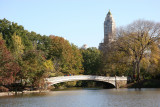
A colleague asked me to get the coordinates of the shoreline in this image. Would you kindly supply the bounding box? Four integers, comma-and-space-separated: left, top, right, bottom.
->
1, 79, 160, 97
0, 90, 50, 97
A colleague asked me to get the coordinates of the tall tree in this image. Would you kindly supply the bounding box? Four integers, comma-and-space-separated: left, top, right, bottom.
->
0, 35, 20, 86
102, 42, 130, 76
110, 20, 160, 81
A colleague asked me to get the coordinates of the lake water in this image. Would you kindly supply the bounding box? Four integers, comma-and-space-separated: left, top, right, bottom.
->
0, 88, 160, 107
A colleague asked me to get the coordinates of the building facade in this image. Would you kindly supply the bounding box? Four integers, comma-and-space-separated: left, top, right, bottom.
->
99, 10, 116, 51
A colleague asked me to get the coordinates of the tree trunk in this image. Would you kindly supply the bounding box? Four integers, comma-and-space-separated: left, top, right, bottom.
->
136, 61, 141, 88
137, 62, 140, 81
132, 61, 136, 81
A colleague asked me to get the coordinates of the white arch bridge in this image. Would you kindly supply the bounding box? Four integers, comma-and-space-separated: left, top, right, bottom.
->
45, 75, 127, 88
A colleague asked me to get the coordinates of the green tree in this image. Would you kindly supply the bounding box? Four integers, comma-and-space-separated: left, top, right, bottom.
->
0, 18, 12, 49
20, 50, 47, 88
71, 44, 84, 74
0, 18, 33, 51
81, 47, 102, 75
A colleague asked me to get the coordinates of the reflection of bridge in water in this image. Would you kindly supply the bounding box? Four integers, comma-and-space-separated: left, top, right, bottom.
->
45, 75, 127, 88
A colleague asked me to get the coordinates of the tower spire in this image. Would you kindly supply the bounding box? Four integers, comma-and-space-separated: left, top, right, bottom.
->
107, 10, 111, 15
99, 10, 116, 51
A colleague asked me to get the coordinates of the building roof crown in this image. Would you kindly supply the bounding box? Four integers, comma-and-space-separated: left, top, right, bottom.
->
105, 10, 114, 21
107, 10, 112, 15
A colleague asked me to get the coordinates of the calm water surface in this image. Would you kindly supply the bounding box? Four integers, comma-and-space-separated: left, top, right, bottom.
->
0, 88, 160, 107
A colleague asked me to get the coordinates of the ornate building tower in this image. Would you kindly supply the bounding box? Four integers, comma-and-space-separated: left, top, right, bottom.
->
99, 10, 116, 51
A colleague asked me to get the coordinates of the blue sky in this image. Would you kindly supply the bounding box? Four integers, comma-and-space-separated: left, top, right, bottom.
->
0, 0, 160, 48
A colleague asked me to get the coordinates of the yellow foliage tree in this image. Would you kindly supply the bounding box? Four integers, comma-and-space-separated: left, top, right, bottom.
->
12, 32, 24, 58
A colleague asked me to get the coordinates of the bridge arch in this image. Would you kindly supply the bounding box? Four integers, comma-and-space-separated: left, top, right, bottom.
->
45, 75, 127, 88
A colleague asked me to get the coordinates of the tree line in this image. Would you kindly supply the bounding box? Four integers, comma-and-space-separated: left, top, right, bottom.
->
0, 18, 160, 91
0, 18, 102, 91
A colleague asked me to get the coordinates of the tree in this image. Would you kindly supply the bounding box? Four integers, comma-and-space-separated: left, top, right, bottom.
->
71, 44, 84, 74
19, 50, 47, 89
113, 20, 160, 81
48, 35, 84, 75
12, 32, 24, 58
37, 35, 51, 56
102, 42, 131, 76
0, 18, 12, 49
81, 47, 102, 75
44, 59, 55, 77
0, 19, 33, 51
0, 35, 20, 86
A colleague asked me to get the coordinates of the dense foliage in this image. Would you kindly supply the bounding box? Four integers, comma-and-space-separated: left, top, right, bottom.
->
0, 18, 160, 91
48, 36, 84, 76
0, 19, 85, 91
81, 47, 102, 75
0, 35, 20, 89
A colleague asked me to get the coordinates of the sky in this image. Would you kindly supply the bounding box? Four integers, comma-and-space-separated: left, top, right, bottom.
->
0, 0, 160, 48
